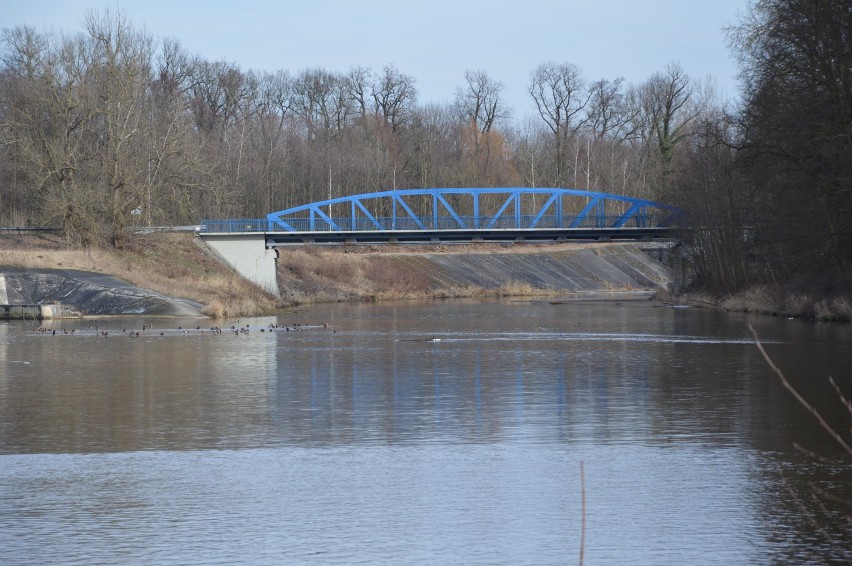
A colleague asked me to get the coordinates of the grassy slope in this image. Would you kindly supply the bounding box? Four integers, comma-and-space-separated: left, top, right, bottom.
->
277, 242, 672, 303
6, 232, 846, 321
3, 234, 659, 317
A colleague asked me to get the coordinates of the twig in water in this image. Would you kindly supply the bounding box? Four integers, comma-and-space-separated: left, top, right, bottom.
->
828, 377, 852, 438
579, 459, 586, 566
748, 324, 852, 455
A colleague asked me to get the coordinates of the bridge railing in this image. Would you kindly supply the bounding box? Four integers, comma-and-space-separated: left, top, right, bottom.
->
200, 218, 268, 233
198, 213, 675, 233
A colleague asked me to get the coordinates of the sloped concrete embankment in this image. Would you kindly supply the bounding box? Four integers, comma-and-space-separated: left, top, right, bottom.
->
381, 243, 672, 295
0, 269, 204, 317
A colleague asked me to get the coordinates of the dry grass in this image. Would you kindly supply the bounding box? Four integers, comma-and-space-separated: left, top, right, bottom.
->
784, 293, 815, 317
813, 297, 852, 322
279, 248, 442, 302
720, 285, 779, 314
362, 257, 425, 292
703, 284, 852, 322
496, 281, 539, 296
277, 247, 567, 303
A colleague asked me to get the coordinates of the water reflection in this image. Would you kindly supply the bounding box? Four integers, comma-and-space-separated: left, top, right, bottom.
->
0, 301, 850, 564
1, 303, 849, 456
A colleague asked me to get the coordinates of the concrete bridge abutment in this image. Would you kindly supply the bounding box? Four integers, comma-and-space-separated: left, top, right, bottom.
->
196, 233, 279, 296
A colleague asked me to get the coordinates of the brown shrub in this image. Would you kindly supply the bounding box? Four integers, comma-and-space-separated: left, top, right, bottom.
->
720, 285, 779, 314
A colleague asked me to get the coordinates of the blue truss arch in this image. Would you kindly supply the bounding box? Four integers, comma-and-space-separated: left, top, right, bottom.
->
264, 187, 683, 233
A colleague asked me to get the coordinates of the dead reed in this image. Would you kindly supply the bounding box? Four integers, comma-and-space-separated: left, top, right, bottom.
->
698, 285, 852, 322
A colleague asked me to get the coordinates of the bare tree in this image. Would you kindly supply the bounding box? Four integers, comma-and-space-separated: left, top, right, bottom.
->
729, 0, 852, 274
83, 9, 160, 247
647, 63, 699, 164
586, 77, 629, 142
5, 10, 751, 256
672, 108, 754, 293
371, 64, 416, 132
452, 70, 513, 186
508, 117, 548, 188
0, 24, 100, 243
345, 65, 371, 120
251, 70, 292, 211
291, 68, 352, 139
454, 69, 509, 134
626, 62, 701, 194
187, 60, 251, 136
142, 38, 208, 226
528, 62, 592, 185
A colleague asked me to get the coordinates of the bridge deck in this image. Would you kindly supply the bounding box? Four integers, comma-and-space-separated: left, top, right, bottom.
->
262, 227, 675, 245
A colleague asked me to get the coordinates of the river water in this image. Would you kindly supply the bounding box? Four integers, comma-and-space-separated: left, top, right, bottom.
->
1, 299, 850, 565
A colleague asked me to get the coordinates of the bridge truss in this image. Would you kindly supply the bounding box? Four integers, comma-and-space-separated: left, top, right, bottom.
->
201, 188, 683, 244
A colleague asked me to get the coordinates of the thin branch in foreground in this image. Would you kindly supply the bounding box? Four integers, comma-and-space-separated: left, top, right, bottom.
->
810, 484, 852, 511
748, 324, 852, 455
828, 376, 852, 438
793, 441, 837, 466
780, 475, 833, 542
579, 459, 586, 566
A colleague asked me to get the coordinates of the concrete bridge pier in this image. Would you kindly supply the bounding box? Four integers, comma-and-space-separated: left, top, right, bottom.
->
197, 233, 279, 296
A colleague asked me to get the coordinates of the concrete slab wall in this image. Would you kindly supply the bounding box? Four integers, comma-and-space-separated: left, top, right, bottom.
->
380, 244, 673, 293
0, 304, 64, 319
197, 234, 279, 295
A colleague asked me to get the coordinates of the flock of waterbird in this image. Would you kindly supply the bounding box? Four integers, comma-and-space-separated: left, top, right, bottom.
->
34, 320, 333, 337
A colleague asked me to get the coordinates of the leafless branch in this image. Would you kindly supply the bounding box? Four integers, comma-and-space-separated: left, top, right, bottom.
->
579, 459, 586, 566
749, 324, 852, 455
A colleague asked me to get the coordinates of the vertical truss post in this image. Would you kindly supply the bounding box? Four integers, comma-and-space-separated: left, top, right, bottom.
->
474, 192, 480, 229
433, 193, 438, 229
596, 199, 606, 227
556, 192, 563, 227
514, 190, 521, 228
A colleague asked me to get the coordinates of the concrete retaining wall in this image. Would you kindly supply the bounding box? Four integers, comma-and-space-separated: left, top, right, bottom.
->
0, 303, 66, 320
366, 243, 674, 293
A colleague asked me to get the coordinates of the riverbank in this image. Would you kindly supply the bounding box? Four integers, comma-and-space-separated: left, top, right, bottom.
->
666, 282, 852, 323
3, 231, 849, 322
1, 232, 674, 318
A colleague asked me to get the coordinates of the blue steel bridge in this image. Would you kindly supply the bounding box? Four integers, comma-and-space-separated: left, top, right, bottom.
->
200, 187, 684, 245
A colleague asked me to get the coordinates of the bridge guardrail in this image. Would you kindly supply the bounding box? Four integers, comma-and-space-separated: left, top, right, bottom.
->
198, 213, 678, 234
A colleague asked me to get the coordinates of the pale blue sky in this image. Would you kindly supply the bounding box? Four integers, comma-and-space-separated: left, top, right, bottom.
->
4, 0, 746, 118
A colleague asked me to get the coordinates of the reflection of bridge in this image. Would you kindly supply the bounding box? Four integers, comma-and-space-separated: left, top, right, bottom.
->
197, 188, 684, 294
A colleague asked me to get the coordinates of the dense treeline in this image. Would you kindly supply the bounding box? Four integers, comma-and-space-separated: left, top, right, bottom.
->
1, 1, 849, 299
729, 0, 852, 288
0, 10, 708, 246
